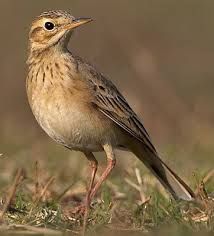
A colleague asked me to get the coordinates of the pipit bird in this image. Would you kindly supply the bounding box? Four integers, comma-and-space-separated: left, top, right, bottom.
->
26, 10, 195, 208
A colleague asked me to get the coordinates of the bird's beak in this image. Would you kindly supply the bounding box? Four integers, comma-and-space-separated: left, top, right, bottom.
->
64, 18, 93, 30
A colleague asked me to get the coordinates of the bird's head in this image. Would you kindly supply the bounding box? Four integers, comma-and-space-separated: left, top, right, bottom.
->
28, 10, 92, 53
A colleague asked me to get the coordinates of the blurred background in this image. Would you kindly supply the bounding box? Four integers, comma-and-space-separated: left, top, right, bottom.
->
1, 0, 214, 187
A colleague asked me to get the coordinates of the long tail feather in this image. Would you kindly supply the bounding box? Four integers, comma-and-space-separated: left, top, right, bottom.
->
129, 140, 195, 201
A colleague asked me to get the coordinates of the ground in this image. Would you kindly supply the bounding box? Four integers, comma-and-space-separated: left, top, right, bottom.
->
0, 138, 214, 236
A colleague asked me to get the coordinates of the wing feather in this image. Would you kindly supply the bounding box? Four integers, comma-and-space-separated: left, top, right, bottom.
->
76, 57, 157, 153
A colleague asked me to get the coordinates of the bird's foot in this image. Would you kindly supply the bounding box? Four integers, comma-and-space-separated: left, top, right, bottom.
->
71, 204, 87, 216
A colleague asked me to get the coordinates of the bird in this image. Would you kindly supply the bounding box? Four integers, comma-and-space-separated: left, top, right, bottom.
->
26, 10, 195, 211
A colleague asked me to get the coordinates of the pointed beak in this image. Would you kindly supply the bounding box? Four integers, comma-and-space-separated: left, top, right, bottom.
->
64, 18, 93, 30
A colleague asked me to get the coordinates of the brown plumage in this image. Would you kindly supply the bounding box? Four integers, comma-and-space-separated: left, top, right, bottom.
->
26, 10, 195, 209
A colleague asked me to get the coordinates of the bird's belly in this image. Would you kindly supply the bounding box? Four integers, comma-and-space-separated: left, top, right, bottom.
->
30, 92, 119, 152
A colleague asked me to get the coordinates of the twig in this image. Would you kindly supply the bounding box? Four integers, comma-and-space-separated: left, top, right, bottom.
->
124, 178, 140, 192
34, 161, 40, 200
159, 203, 170, 216
35, 176, 55, 204
203, 169, 214, 184
106, 224, 147, 232
28, 176, 55, 217
135, 168, 146, 203
0, 168, 24, 222
1, 224, 62, 235
55, 183, 74, 202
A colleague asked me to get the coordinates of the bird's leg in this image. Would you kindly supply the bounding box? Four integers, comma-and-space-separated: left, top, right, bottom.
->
71, 152, 97, 216
89, 144, 116, 200
84, 152, 98, 207
83, 152, 98, 234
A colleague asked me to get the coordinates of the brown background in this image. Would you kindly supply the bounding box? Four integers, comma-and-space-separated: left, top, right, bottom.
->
1, 0, 214, 177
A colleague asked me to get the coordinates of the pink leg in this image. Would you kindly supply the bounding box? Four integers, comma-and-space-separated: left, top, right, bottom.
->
82, 152, 98, 233
81, 145, 115, 234
89, 159, 116, 199
71, 152, 97, 215
89, 144, 116, 200
84, 152, 98, 205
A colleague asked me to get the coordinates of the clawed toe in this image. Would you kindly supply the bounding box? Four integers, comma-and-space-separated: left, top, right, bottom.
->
71, 204, 87, 215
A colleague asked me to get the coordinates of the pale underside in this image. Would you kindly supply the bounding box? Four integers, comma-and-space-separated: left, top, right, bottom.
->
27, 50, 156, 154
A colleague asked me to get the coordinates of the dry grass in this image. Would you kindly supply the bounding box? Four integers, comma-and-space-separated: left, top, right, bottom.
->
0, 154, 213, 236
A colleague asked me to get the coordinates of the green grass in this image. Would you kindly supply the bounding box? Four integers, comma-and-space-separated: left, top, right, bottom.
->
0, 156, 213, 236
0, 138, 213, 235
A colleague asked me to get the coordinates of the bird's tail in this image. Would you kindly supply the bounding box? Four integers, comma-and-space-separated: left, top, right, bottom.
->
128, 140, 195, 201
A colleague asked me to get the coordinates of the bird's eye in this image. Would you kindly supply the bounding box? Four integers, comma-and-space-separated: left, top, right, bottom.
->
44, 22, 55, 31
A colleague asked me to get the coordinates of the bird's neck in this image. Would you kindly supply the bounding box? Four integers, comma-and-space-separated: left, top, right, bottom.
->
27, 43, 72, 67
27, 32, 73, 66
